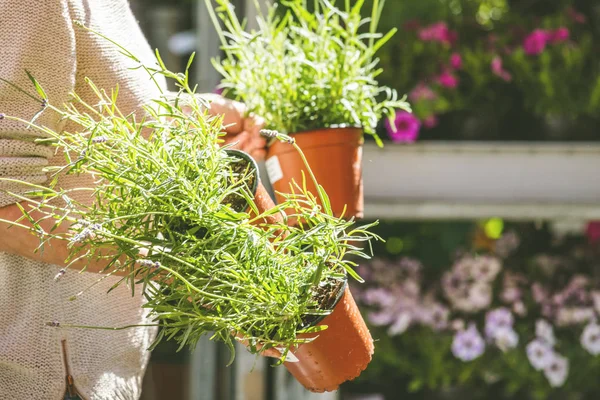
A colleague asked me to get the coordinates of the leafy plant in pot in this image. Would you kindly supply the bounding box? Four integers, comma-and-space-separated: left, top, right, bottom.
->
205, 0, 410, 219
0, 27, 379, 393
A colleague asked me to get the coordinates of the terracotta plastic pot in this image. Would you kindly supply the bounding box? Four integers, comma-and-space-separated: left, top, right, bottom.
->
283, 285, 374, 392
265, 127, 364, 220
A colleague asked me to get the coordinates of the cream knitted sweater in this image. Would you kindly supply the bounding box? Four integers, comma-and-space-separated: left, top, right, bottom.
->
0, 1, 168, 399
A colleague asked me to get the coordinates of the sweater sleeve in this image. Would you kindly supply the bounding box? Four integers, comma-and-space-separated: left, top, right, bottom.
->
0, 0, 77, 207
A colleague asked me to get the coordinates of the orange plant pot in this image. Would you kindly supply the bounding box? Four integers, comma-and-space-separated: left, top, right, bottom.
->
266, 127, 364, 220
283, 286, 374, 392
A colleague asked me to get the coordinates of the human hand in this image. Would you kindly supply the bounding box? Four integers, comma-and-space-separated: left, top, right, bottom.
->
202, 94, 267, 161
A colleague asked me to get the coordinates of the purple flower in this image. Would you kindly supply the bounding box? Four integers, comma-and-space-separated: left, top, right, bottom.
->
535, 319, 556, 346
452, 324, 485, 361
367, 310, 395, 326
423, 115, 438, 129
485, 308, 514, 339
450, 53, 462, 69
526, 339, 554, 371
437, 71, 459, 89
549, 27, 570, 44
493, 327, 519, 352
523, 29, 550, 56
491, 56, 512, 82
385, 111, 421, 143
581, 322, 600, 356
363, 288, 395, 308
544, 354, 569, 388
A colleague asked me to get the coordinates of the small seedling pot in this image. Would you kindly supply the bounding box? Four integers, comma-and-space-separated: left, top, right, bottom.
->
265, 127, 364, 220
282, 283, 374, 392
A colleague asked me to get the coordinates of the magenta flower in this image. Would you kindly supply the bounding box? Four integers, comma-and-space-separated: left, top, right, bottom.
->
450, 53, 462, 69
491, 56, 512, 82
409, 82, 437, 102
418, 22, 456, 45
385, 111, 421, 143
423, 115, 438, 129
549, 27, 570, 44
437, 71, 459, 89
585, 221, 600, 243
523, 29, 550, 55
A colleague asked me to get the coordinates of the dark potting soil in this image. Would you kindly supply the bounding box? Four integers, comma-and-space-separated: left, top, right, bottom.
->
221, 156, 257, 213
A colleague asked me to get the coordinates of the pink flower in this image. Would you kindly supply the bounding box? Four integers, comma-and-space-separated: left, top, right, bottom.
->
450, 53, 462, 69
423, 115, 438, 129
385, 111, 421, 143
567, 7, 586, 24
586, 222, 600, 243
418, 22, 457, 45
523, 29, 550, 56
549, 27, 570, 44
437, 70, 459, 88
409, 82, 437, 102
491, 56, 512, 82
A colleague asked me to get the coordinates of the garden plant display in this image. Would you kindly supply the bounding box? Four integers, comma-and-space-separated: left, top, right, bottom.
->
347, 221, 600, 400
206, 0, 410, 219
376, 0, 600, 142
0, 25, 380, 392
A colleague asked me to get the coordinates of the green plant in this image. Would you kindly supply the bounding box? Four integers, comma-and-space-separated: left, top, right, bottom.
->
205, 0, 410, 145
0, 25, 379, 362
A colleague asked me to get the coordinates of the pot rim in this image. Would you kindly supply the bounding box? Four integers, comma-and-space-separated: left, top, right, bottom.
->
267, 125, 363, 146
224, 149, 260, 197
302, 277, 348, 329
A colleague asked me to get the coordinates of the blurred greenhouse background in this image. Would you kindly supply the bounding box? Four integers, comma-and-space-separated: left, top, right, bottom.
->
130, 1, 600, 399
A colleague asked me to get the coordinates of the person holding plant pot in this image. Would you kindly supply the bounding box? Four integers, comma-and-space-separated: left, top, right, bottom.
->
0, 1, 265, 399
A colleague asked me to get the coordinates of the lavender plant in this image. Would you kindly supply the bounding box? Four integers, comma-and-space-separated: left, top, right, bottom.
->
204, 0, 410, 146
0, 25, 379, 362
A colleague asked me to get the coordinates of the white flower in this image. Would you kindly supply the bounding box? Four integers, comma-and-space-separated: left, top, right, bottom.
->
543, 353, 569, 388
526, 339, 554, 371
535, 319, 556, 346
388, 313, 412, 336
471, 256, 502, 282
493, 327, 519, 352
468, 283, 493, 310
581, 322, 600, 356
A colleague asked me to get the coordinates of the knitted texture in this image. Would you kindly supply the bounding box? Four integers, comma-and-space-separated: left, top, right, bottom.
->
0, 0, 168, 398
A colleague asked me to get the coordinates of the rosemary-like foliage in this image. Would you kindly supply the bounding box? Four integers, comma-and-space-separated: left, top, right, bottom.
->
206, 0, 411, 145
0, 24, 379, 362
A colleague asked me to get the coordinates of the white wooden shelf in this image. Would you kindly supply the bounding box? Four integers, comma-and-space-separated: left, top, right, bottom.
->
362, 142, 600, 220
